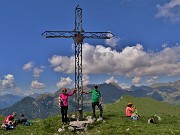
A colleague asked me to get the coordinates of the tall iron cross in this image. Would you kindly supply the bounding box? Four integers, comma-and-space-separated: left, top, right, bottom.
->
42, 5, 113, 119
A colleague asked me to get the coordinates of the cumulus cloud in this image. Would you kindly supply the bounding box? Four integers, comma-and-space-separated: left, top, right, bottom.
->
30, 80, 46, 89
56, 77, 73, 88
48, 56, 74, 73
105, 76, 118, 84
49, 43, 180, 78
147, 76, 158, 84
105, 33, 120, 47
23, 61, 34, 71
132, 77, 141, 85
162, 43, 168, 48
33, 66, 45, 78
118, 83, 130, 89
83, 75, 90, 86
23, 62, 45, 78
0, 74, 25, 95
105, 76, 130, 89
156, 0, 180, 22
0, 74, 15, 90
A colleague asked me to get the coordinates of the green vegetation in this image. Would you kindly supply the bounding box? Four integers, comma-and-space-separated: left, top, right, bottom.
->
0, 95, 180, 135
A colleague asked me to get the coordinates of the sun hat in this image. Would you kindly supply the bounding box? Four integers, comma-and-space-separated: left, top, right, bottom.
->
127, 103, 133, 106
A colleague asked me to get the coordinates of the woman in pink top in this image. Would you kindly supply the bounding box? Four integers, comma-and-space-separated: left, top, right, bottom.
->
58, 88, 76, 125
126, 103, 136, 117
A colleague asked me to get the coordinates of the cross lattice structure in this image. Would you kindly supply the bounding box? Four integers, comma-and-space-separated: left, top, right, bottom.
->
42, 5, 113, 120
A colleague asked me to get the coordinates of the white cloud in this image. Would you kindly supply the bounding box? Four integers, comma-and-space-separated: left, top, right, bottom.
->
33, 66, 45, 78
147, 79, 154, 84
48, 55, 74, 73
30, 80, 46, 89
147, 76, 158, 84
0, 74, 15, 90
132, 77, 141, 85
23, 61, 34, 71
56, 77, 73, 88
82, 75, 90, 86
23, 62, 45, 78
0, 74, 25, 95
105, 76, 118, 84
105, 33, 120, 47
162, 43, 168, 48
118, 83, 130, 89
9, 87, 24, 95
152, 76, 158, 80
105, 76, 130, 89
49, 43, 180, 78
156, 0, 180, 22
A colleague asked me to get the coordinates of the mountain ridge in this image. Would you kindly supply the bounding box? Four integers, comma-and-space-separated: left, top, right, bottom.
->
0, 95, 179, 135
0, 80, 179, 119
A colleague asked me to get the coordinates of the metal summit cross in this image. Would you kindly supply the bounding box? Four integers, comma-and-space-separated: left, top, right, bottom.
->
42, 5, 113, 120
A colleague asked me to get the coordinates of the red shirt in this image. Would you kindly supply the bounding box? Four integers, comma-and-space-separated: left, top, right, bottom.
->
126, 107, 134, 117
3, 115, 14, 124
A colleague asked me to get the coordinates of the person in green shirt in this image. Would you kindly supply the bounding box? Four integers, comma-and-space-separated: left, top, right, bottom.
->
81, 85, 103, 120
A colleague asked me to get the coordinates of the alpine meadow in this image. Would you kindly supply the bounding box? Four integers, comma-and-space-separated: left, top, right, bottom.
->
0, 95, 180, 135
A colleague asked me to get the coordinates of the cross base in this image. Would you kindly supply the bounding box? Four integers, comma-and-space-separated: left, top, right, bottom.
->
68, 115, 95, 131
76, 109, 83, 121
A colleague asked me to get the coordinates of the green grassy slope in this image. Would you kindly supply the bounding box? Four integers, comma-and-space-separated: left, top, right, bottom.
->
0, 95, 180, 135
96, 95, 180, 135
113, 95, 180, 117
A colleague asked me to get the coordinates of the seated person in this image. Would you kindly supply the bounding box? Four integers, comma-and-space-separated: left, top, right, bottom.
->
1, 112, 16, 129
126, 103, 139, 120
18, 114, 27, 125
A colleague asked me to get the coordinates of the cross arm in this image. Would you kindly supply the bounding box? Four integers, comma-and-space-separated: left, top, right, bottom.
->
41, 31, 113, 39
41, 31, 76, 38
83, 32, 113, 39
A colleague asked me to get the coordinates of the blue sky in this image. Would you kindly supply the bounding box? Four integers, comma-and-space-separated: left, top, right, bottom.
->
0, 0, 179, 95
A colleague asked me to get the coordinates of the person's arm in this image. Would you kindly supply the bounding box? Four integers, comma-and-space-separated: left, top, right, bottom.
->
130, 107, 136, 112
82, 91, 90, 94
99, 92, 102, 104
100, 96, 102, 102
132, 106, 136, 112
67, 89, 77, 96
80, 89, 91, 94
58, 96, 60, 103
58, 95, 64, 105
58, 96, 62, 103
